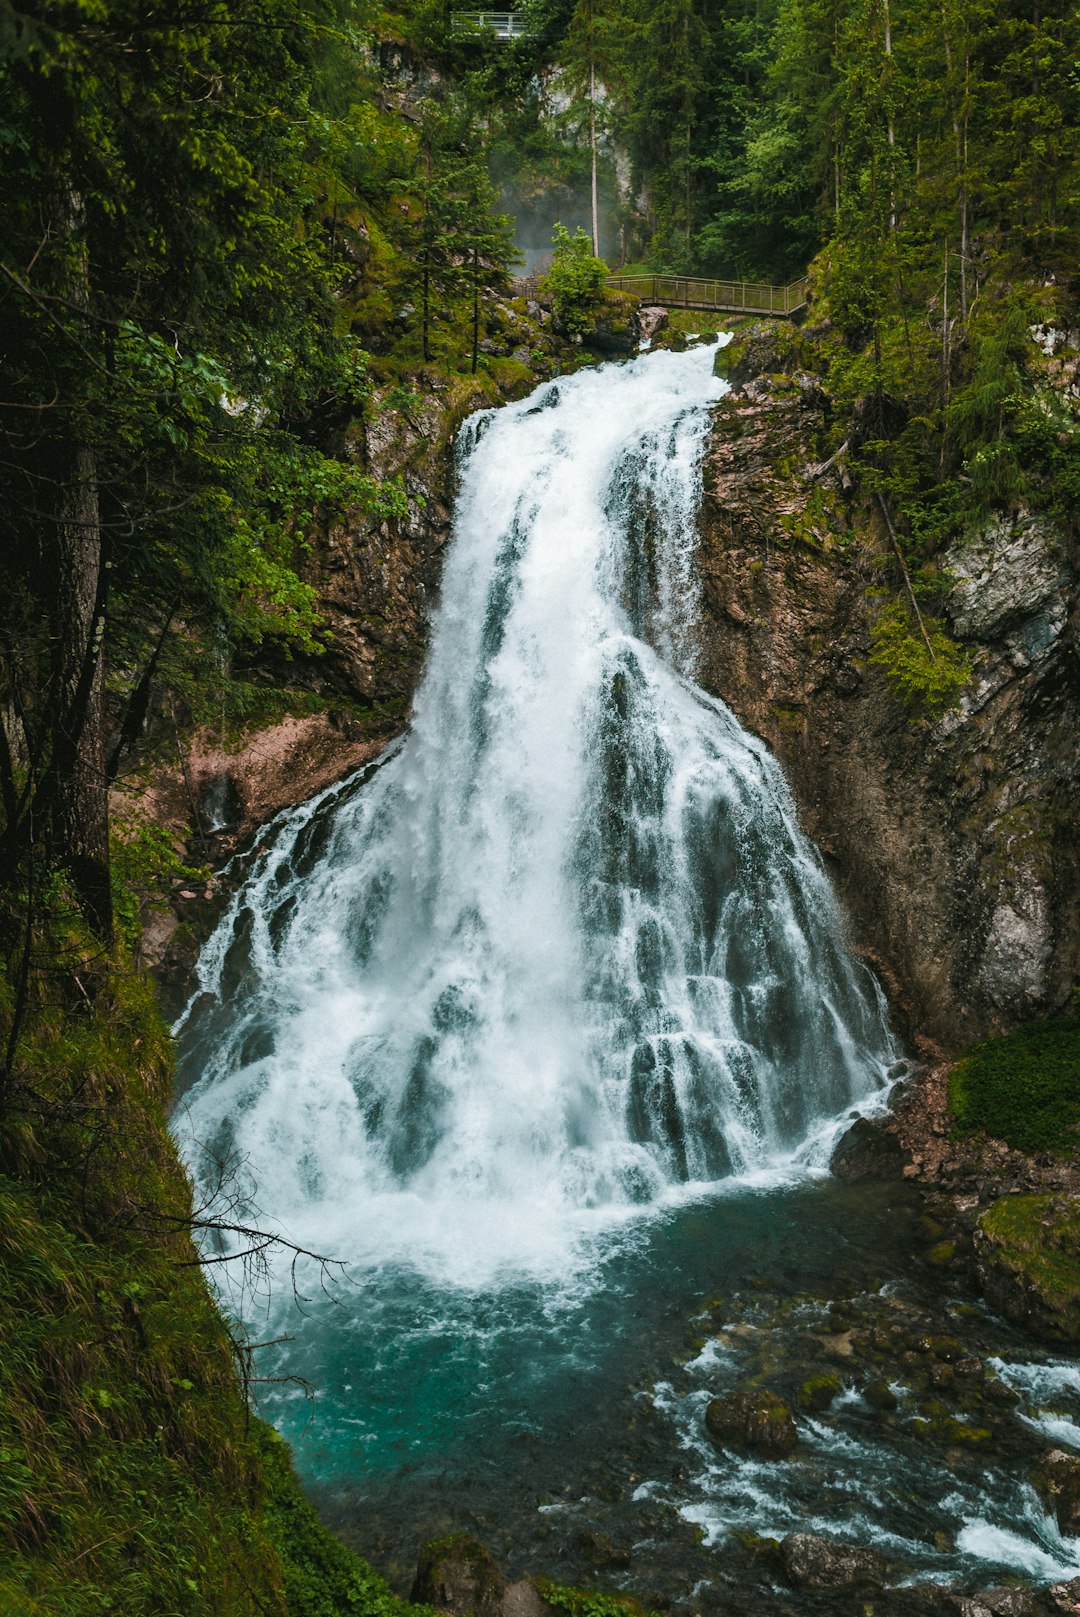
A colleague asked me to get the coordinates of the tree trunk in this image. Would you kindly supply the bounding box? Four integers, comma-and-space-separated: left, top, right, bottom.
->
33, 184, 113, 939
471, 248, 480, 375
48, 442, 113, 940
590, 56, 600, 257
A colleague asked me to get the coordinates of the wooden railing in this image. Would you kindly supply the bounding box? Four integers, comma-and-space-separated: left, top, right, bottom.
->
451, 11, 529, 39
607, 274, 809, 317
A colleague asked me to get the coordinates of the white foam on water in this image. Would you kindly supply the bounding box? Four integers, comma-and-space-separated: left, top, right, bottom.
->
988, 1358, 1080, 1451
174, 342, 896, 1295
956, 1518, 1080, 1579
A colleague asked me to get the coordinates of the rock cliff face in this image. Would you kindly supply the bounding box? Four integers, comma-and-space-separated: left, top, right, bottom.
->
696, 325, 1080, 1052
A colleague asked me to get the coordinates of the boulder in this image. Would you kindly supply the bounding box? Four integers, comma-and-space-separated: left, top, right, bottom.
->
864, 1376, 900, 1412
975, 1196, 1080, 1346
981, 1590, 1043, 1616
637, 305, 669, 343
799, 1371, 843, 1412
576, 1530, 631, 1570
411, 1533, 507, 1616
712, 319, 803, 388
779, 1532, 888, 1589
587, 291, 640, 356
705, 1388, 797, 1456
1032, 1449, 1080, 1537
830, 1116, 908, 1182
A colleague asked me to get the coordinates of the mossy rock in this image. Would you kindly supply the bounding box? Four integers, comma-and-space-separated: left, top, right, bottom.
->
705, 1387, 798, 1456
863, 1377, 899, 1412
713, 320, 805, 387
412, 1533, 507, 1616
975, 1194, 1080, 1345
949, 1020, 1080, 1154
799, 1371, 843, 1413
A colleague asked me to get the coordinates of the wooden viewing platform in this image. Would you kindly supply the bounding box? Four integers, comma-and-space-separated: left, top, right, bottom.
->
607, 273, 809, 318
451, 11, 529, 39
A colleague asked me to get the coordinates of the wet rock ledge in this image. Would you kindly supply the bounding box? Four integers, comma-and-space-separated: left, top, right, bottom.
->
698, 318, 1080, 1054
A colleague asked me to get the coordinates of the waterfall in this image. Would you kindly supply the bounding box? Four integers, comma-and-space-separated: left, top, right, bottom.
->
174, 344, 896, 1286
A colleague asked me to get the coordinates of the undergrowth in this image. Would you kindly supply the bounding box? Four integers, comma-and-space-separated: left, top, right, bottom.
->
535, 1584, 656, 1617
949, 1019, 1080, 1154
0, 890, 440, 1616
868, 600, 974, 715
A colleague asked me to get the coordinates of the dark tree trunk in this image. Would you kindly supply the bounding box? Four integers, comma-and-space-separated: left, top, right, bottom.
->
471, 248, 480, 375
47, 443, 113, 940
35, 184, 114, 940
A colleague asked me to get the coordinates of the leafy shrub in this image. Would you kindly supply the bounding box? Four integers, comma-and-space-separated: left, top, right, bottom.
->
949, 1020, 1080, 1154
540, 225, 608, 336
111, 823, 209, 947
536, 1584, 655, 1617
258, 1423, 440, 1617
868, 600, 973, 714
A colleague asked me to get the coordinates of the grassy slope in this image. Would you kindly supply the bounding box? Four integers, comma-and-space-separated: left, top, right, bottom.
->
0, 925, 437, 1617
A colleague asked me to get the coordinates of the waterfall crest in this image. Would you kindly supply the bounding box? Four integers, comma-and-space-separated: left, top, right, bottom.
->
175, 345, 895, 1283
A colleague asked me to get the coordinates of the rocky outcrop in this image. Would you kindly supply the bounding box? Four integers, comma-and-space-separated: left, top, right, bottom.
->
697, 321, 1080, 1050
1032, 1449, 1080, 1537
410, 1537, 575, 1617
412, 1533, 510, 1616
704, 1387, 798, 1455
974, 1194, 1080, 1344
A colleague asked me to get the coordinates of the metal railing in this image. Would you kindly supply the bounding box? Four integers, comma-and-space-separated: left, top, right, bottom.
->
607, 274, 809, 317
451, 11, 530, 39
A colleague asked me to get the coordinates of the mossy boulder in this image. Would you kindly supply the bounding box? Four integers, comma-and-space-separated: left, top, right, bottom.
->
975, 1195, 1080, 1345
799, 1371, 843, 1412
412, 1533, 507, 1617
587, 291, 641, 357
705, 1387, 798, 1456
712, 320, 805, 387
864, 1376, 900, 1412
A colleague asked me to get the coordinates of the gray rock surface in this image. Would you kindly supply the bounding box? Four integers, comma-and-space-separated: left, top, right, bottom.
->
779, 1531, 888, 1589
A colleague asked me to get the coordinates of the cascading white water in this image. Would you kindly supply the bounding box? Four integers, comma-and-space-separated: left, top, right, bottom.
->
174, 343, 896, 1285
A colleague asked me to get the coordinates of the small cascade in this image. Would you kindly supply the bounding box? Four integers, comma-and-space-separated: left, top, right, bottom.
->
174, 344, 896, 1284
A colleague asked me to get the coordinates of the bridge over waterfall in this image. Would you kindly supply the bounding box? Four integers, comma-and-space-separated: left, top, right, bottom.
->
608, 273, 809, 318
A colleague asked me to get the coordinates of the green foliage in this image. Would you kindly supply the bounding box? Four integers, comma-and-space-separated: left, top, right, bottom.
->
949, 1021, 1080, 1154
868, 600, 973, 714
535, 1584, 655, 1617
110, 825, 208, 950
540, 225, 609, 334
258, 1423, 440, 1617
0, 887, 450, 1616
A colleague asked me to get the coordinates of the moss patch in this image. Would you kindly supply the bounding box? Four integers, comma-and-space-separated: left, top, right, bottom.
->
949, 1020, 1080, 1153
977, 1195, 1080, 1318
